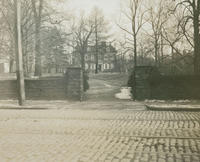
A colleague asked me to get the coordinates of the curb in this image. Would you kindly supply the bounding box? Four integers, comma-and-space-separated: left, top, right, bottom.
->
146, 105, 200, 111
0, 106, 53, 110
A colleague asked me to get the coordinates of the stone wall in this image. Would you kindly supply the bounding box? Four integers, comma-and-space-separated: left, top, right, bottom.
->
149, 75, 200, 100
132, 66, 159, 100
0, 67, 83, 100
0, 80, 18, 99
132, 66, 200, 100
25, 77, 67, 100
66, 67, 83, 101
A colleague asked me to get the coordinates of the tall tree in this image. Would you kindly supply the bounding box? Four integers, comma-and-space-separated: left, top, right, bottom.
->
42, 26, 68, 73
146, 0, 168, 67
73, 15, 94, 72
0, 0, 16, 73
118, 0, 147, 68
162, 12, 192, 74
172, 0, 200, 74
21, 0, 35, 76
90, 7, 110, 74
31, 0, 44, 76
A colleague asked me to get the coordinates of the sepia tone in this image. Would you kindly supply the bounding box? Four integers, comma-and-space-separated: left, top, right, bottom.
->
0, 0, 200, 161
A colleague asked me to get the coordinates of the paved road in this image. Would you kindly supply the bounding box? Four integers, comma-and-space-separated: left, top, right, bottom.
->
0, 107, 200, 162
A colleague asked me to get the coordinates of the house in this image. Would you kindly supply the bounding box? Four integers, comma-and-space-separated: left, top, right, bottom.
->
72, 41, 118, 73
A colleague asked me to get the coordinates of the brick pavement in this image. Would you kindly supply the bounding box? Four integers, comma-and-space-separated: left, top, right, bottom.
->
0, 107, 199, 161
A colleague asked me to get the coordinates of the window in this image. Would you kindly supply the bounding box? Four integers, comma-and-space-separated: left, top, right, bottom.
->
85, 64, 88, 69
105, 64, 108, 69
92, 64, 95, 70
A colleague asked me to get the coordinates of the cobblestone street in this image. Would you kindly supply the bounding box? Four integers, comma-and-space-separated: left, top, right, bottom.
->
0, 105, 200, 162
1, 0, 200, 160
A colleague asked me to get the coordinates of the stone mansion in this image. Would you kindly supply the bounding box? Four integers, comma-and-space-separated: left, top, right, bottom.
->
72, 41, 117, 73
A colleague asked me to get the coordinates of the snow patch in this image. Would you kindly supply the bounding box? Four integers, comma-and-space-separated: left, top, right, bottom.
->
115, 87, 132, 100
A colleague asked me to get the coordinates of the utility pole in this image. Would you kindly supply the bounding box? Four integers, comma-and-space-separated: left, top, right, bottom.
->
14, 0, 25, 106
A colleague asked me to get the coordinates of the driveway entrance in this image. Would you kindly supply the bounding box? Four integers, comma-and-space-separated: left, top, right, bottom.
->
85, 73, 130, 101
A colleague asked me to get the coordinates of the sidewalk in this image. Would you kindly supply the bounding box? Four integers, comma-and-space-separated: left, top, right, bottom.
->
1, 100, 200, 111
0, 100, 145, 110
145, 100, 200, 111
0, 100, 73, 110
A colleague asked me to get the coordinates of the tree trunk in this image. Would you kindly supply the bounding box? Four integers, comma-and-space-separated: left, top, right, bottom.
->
34, 23, 42, 76
23, 26, 29, 77
133, 33, 137, 100
81, 52, 85, 72
160, 32, 164, 65
134, 34, 137, 68
171, 46, 175, 74
193, 8, 200, 75
31, 0, 43, 77
155, 39, 158, 67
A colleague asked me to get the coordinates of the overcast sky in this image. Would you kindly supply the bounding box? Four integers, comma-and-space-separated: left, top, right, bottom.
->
67, 0, 121, 19
53, 0, 156, 44
57, 0, 122, 42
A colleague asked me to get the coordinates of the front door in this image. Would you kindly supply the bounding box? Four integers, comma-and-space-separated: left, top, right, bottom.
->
98, 64, 102, 72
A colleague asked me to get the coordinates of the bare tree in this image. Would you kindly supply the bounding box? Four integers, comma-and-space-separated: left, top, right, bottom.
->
0, 0, 16, 73
0, 0, 42, 76
162, 17, 192, 73
172, 0, 200, 74
118, 0, 147, 67
73, 15, 94, 72
90, 7, 110, 74
146, 0, 168, 67
116, 40, 131, 73
41, 26, 69, 73
31, 0, 44, 76
21, 0, 36, 76
0, 0, 70, 77
156, 0, 195, 74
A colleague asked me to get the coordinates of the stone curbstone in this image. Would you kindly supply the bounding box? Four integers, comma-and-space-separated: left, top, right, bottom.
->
146, 104, 200, 111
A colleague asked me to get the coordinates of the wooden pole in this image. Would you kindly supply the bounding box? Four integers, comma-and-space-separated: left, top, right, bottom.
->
14, 0, 25, 106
